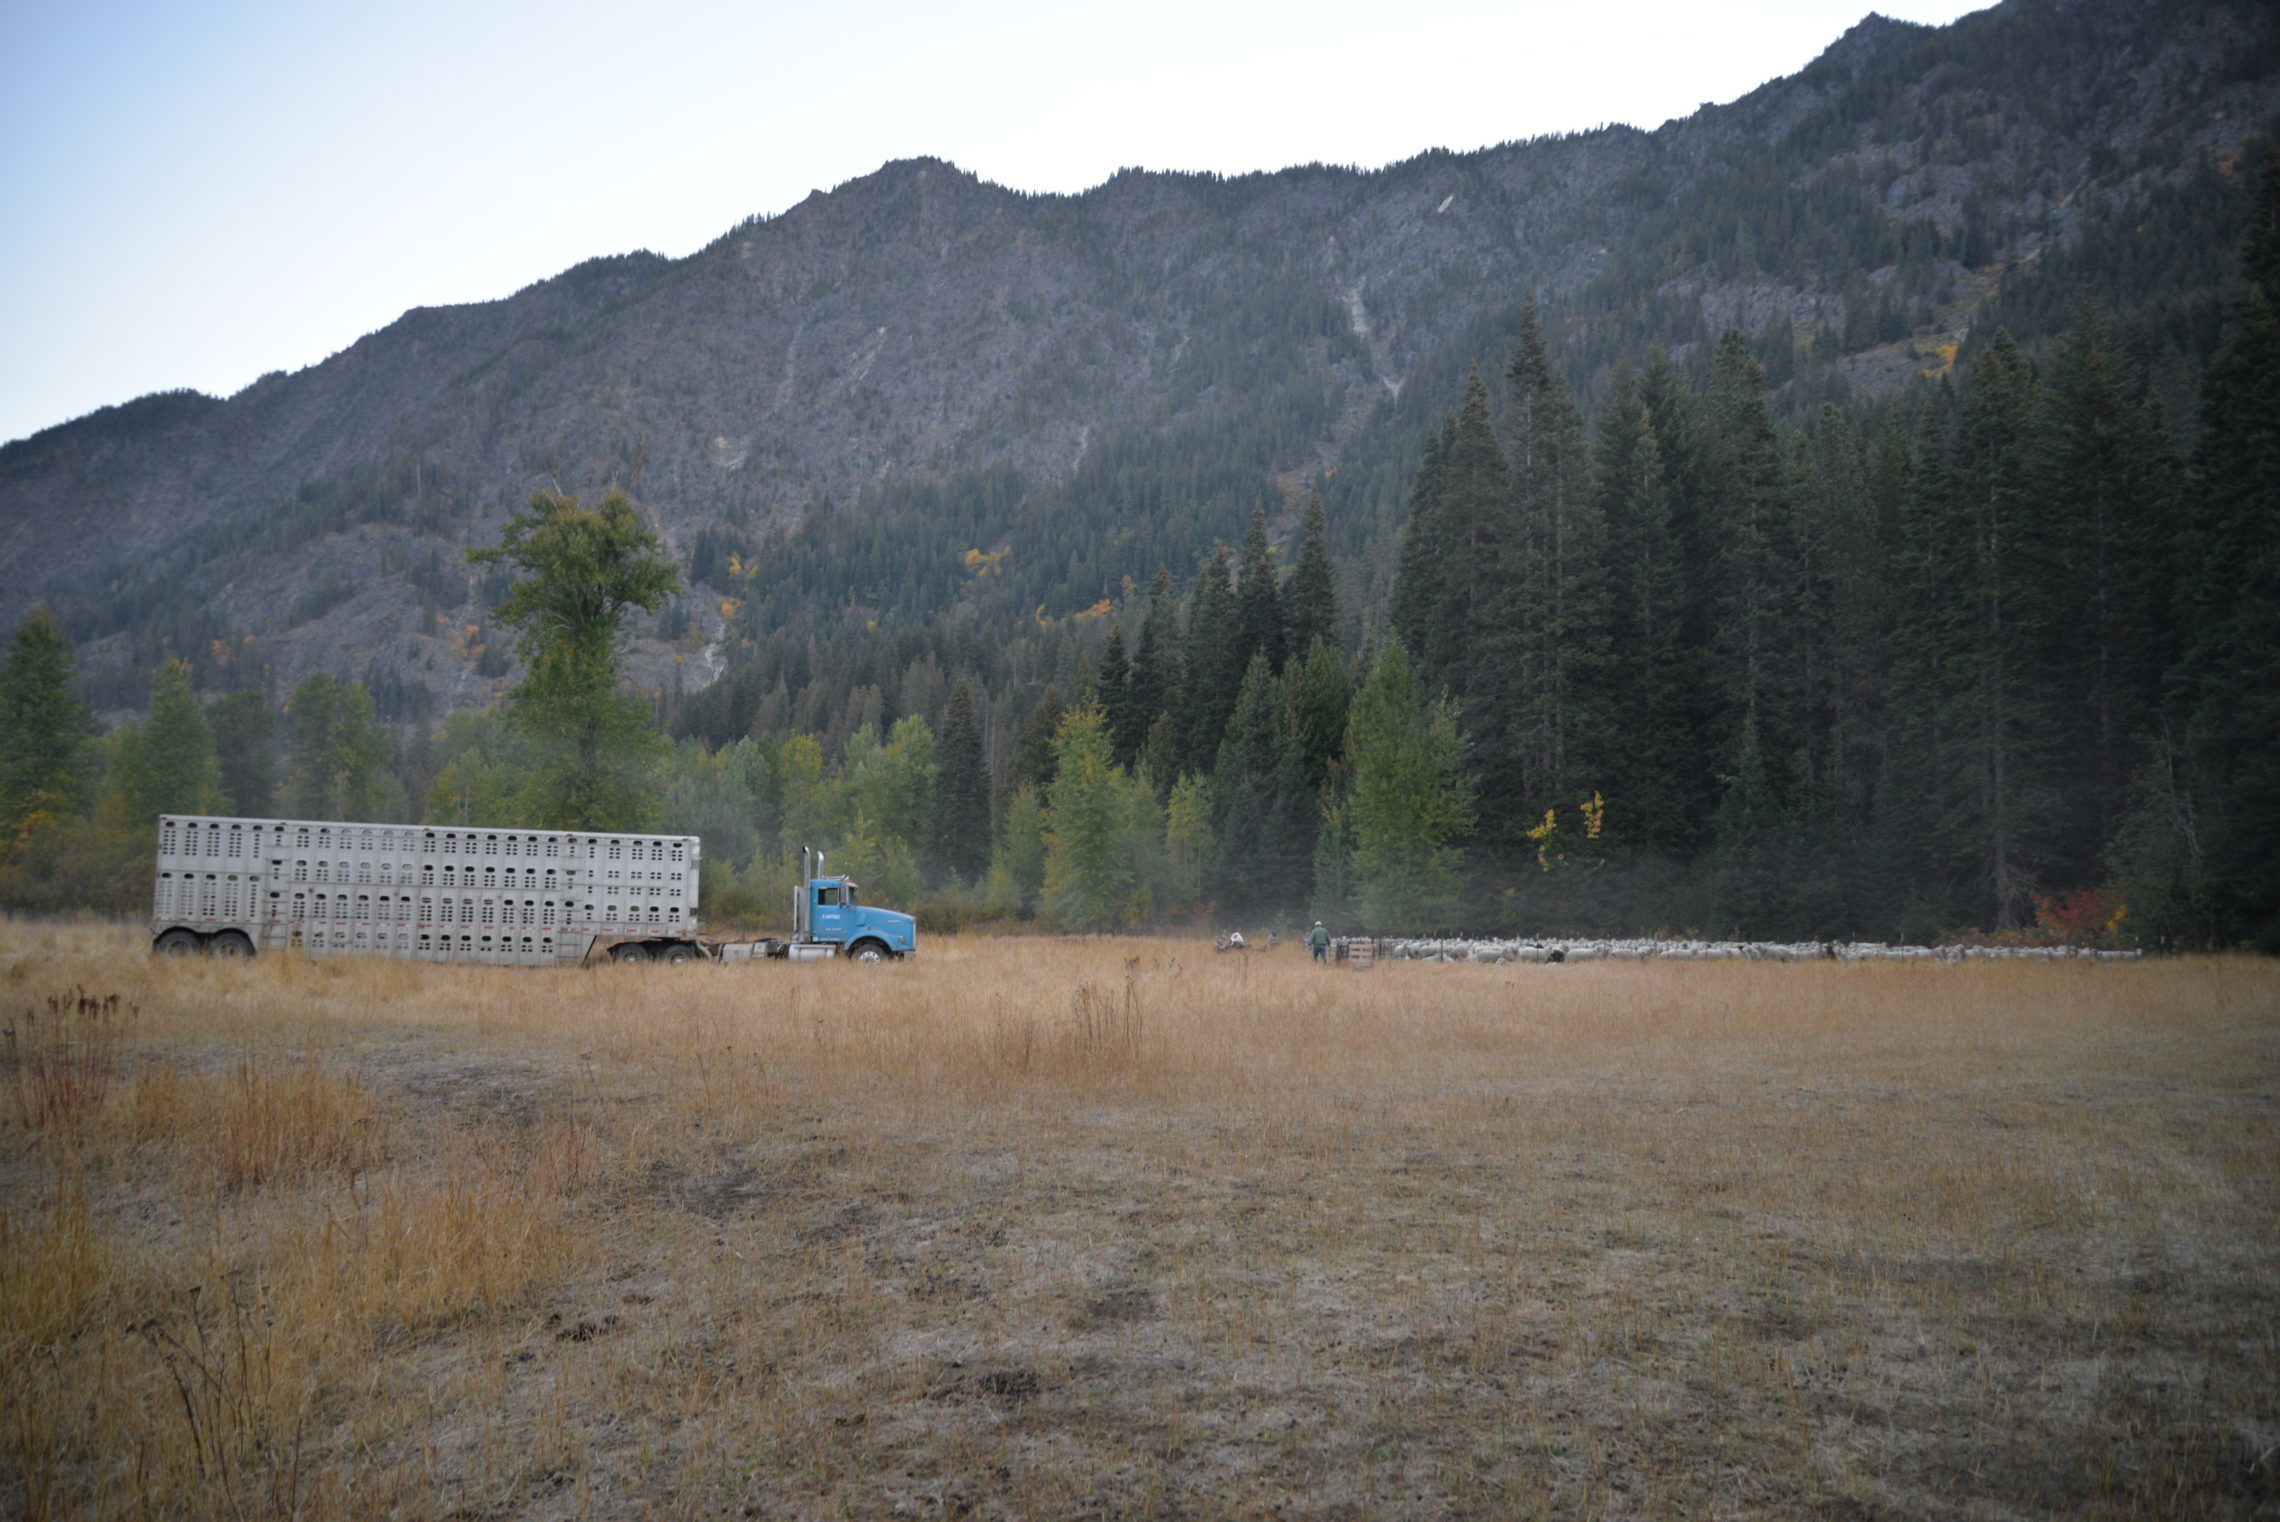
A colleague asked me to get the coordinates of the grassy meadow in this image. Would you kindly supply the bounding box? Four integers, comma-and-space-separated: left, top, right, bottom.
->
2, 920, 2276, 1519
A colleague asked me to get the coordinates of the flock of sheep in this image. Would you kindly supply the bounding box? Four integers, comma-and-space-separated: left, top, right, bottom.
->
1344, 937, 2143, 963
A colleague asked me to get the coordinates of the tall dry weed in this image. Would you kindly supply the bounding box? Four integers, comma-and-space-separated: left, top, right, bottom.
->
202, 1060, 380, 1189
0, 1186, 110, 1351
131, 1280, 324, 1522
2, 987, 134, 1130
287, 1168, 578, 1336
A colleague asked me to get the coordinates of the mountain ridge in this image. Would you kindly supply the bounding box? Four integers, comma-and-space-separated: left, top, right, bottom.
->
2, 0, 2274, 710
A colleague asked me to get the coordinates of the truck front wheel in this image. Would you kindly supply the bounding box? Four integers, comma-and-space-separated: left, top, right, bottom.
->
847, 939, 890, 965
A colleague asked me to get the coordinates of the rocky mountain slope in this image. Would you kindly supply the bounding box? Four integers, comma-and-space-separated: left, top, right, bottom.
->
2, 0, 2274, 711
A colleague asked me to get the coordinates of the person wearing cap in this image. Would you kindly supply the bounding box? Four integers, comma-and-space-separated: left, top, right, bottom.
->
1307, 920, 1331, 963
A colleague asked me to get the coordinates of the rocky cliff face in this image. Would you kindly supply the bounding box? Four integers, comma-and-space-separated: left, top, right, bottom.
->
3, 0, 2273, 709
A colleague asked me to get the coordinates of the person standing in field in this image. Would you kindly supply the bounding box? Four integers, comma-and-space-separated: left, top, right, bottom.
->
1308, 921, 1331, 963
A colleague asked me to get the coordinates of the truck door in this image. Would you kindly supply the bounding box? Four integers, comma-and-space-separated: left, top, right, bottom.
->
809, 882, 847, 942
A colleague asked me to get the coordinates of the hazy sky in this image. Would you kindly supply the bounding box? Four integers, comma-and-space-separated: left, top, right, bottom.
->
0, 0, 1990, 446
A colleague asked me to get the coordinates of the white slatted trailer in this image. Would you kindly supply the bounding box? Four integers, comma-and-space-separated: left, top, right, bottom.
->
150, 814, 701, 966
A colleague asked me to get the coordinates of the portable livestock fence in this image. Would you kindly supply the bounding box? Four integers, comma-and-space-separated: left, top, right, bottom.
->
150, 814, 701, 966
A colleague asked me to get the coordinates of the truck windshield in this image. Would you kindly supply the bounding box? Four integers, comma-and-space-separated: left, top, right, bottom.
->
844, 881, 860, 906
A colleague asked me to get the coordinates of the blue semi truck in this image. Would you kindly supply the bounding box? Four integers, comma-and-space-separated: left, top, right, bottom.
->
148, 816, 916, 966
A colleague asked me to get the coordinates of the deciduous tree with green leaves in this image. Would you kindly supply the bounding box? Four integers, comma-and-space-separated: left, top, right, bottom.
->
470, 489, 678, 830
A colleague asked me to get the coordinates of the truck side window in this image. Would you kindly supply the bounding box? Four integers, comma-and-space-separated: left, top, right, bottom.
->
816, 885, 840, 907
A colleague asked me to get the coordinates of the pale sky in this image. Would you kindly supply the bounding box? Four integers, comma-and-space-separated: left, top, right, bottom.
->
0, 0, 1990, 446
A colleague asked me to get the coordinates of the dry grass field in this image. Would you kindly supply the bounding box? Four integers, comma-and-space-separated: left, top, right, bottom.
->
2, 920, 2276, 1521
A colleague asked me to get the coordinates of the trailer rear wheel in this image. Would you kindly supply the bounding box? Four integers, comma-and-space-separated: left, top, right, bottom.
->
661, 942, 699, 965
155, 929, 203, 959
210, 931, 255, 959
610, 943, 652, 965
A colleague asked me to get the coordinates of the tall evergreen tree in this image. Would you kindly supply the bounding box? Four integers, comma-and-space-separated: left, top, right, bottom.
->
1126, 566, 1179, 770
931, 680, 991, 883
1005, 685, 1065, 804
1592, 375, 1692, 855
207, 690, 276, 818
0, 611, 87, 848
1210, 652, 1307, 910
1882, 386, 1967, 931
1947, 331, 2051, 928
1281, 635, 1353, 887
1418, 368, 1513, 698
1098, 625, 1135, 768
1504, 299, 1613, 829
2031, 305, 2180, 886
115, 659, 222, 825
1283, 637, 1352, 803
1389, 423, 1448, 662
1636, 350, 1720, 843
1700, 329, 1797, 773
1283, 488, 1340, 663
1344, 639, 1472, 932
1179, 549, 1242, 776
2179, 154, 2280, 947
1234, 508, 1285, 679
284, 673, 393, 820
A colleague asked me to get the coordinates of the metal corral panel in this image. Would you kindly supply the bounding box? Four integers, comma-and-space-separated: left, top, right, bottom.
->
151, 814, 702, 965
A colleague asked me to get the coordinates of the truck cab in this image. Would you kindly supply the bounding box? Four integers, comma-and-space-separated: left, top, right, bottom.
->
789, 848, 916, 962
804, 876, 916, 960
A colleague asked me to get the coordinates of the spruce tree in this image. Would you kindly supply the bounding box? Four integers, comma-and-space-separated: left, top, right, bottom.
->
2031, 305, 2181, 887
1283, 638, 1352, 802
2179, 153, 2280, 947
1389, 423, 1448, 662
1948, 331, 2050, 928
1638, 349, 1722, 844
1701, 330, 1797, 777
1126, 567, 1178, 769
1209, 653, 1293, 909
117, 659, 222, 824
1882, 386, 1969, 930
931, 680, 991, 883
0, 611, 87, 848
1504, 299, 1612, 831
1281, 636, 1352, 886
285, 673, 393, 820
1005, 686, 1065, 804
1179, 550, 1242, 776
207, 690, 276, 818
1098, 626, 1135, 767
1282, 488, 1340, 663
1344, 639, 1472, 932
1234, 508, 1285, 679
1419, 368, 1513, 698
1592, 375, 1692, 855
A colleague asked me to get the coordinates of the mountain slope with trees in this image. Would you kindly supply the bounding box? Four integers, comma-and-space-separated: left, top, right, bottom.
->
1, 0, 2271, 717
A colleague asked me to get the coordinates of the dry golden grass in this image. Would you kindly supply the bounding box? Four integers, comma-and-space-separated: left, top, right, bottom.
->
1, 919, 2275, 1519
